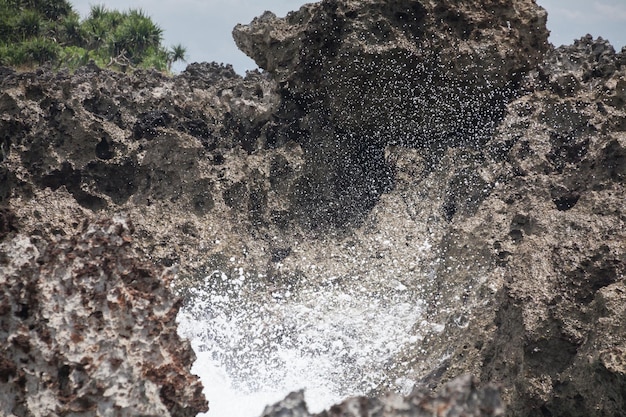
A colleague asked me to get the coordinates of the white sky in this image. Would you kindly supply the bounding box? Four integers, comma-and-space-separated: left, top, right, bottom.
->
69, 0, 626, 74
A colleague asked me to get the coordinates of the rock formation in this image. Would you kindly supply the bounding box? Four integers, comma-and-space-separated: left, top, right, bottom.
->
232, 0, 548, 226
0, 216, 207, 416
0, 0, 625, 416
260, 375, 503, 417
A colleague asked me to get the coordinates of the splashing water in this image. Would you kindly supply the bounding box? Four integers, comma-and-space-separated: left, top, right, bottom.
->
177, 264, 425, 417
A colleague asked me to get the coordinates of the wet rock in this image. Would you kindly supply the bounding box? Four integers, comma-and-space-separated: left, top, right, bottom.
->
260, 391, 311, 417
178, 62, 240, 88
134, 111, 174, 139
406, 33, 626, 417
260, 375, 503, 417
270, 247, 291, 263
0, 65, 15, 78
233, 0, 549, 226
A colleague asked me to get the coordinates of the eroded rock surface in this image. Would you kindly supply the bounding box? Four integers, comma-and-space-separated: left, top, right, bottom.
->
233, 0, 549, 225
0, 217, 207, 416
0, 0, 625, 416
467, 35, 626, 417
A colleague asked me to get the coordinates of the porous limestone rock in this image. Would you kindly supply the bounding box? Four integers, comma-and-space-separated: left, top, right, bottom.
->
0, 0, 624, 416
385, 34, 626, 417
467, 35, 626, 417
0, 61, 286, 278
234, 0, 548, 137
0, 216, 207, 416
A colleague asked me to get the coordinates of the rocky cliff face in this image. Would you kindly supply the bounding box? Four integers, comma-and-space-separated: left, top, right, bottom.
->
233, 0, 548, 226
1, 0, 625, 416
392, 34, 626, 417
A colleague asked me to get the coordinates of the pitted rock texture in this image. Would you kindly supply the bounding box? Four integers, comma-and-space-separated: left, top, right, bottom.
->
388, 35, 626, 417
0, 1, 625, 416
0, 61, 285, 277
233, 0, 549, 225
260, 375, 503, 417
472, 36, 626, 417
0, 217, 207, 416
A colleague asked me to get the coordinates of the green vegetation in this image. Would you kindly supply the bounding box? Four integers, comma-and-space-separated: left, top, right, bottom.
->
0, 0, 187, 72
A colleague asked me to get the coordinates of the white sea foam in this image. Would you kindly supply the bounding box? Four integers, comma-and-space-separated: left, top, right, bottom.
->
177, 269, 424, 417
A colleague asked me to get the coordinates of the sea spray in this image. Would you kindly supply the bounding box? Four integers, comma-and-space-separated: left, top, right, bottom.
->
177, 267, 424, 416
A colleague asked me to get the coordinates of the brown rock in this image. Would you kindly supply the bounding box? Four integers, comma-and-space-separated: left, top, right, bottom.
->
0, 217, 207, 416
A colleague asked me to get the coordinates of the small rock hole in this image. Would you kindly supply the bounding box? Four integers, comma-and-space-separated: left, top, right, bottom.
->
95, 137, 114, 160
553, 194, 580, 211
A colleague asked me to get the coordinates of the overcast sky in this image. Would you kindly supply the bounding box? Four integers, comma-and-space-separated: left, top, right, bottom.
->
70, 0, 626, 74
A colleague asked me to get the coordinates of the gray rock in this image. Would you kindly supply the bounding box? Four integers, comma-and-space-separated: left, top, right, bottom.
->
260, 375, 503, 417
